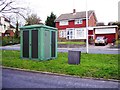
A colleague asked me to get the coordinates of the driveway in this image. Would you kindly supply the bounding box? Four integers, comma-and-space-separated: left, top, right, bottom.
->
0, 44, 119, 54
2, 68, 119, 88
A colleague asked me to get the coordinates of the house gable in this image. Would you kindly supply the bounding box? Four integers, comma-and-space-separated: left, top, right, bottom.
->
0, 16, 15, 37
88, 12, 97, 27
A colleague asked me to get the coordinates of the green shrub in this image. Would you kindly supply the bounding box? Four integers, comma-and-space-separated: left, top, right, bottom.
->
2, 36, 20, 46
12, 37, 20, 44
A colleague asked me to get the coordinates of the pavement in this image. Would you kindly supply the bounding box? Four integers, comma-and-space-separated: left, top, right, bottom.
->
0, 44, 20, 50
2, 68, 119, 88
0, 44, 119, 54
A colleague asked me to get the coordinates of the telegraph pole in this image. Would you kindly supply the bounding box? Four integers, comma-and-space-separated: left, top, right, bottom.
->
118, 1, 120, 22
86, 0, 89, 53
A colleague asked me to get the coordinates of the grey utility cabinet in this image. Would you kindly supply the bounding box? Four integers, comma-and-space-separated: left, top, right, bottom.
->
68, 50, 81, 65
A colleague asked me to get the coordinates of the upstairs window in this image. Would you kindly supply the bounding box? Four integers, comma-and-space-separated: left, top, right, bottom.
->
59, 20, 68, 26
75, 19, 83, 25
4, 25, 7, 30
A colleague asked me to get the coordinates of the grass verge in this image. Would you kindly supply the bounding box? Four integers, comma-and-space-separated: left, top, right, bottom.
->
2, 50, 119, 80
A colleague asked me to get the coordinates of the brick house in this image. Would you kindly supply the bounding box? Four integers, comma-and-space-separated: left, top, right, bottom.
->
3, 30, 14, 37
55, 10, 97, 41
55, 10, 118, 43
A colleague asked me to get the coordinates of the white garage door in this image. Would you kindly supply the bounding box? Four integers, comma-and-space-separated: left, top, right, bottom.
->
95, 28, 116, 34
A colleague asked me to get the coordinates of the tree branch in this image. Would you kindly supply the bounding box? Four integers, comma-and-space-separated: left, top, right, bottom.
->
0, 1, 13, 12
0, 0, 6, 6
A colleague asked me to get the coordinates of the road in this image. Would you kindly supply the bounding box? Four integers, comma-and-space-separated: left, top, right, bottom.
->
2, 68, 119, 88
58, 48, 119, 54
0, 44, 119, 54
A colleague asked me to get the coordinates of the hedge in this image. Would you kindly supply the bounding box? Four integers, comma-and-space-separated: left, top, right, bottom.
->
2, 36, 20, 46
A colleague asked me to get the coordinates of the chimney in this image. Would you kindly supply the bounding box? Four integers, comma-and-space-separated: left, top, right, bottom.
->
73, 9, 76, 13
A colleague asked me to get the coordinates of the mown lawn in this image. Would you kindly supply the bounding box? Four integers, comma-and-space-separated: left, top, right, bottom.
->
2, 50, 119, 80
58, 41, 85, 45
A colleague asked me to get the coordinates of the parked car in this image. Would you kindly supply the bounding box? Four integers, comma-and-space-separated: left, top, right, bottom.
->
95, 36, 108, 46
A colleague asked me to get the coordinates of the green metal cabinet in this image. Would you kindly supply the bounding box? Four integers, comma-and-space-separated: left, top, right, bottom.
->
20, 24, 57, 60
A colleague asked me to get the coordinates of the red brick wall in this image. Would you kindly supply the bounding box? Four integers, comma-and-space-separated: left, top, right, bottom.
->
68, 20, 86, 28
9, 31, 14, 37
56, 20, 86, 30
2, 31, 14, 37
88, 30, 93, 35
88, 14, 96, 27
56, 22, 67, 30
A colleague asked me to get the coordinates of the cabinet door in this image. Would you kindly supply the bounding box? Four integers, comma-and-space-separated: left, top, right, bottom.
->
23, 31, 29, 58
31, 30, 38, 58
51, 31, 56, 57
44, 30, 50, 59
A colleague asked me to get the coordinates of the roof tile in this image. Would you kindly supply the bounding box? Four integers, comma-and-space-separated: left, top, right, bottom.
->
55, 10, 95, 22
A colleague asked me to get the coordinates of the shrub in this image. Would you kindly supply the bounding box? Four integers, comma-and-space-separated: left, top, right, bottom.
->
2, 36, 20, 46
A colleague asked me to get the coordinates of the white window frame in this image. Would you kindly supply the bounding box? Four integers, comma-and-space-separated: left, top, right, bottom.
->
75, 19, 83, 25
75, 28, 86, 39
66, 28, 75, 40
59, 30, 66, 38
0, 17, 4, 24
59, 20, 68, 26
5, 33, 10, 36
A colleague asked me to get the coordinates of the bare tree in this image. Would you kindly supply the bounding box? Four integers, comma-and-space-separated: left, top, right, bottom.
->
25, 13, 42, 25
0, 0, 31, 39
0, 0, 27, 19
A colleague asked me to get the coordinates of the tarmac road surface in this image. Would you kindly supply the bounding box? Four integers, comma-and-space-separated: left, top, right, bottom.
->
2, 68, 119, 88
0, 44, 119, 54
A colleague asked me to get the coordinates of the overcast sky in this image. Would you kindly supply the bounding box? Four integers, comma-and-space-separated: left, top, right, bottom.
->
20, 0, 119, 25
